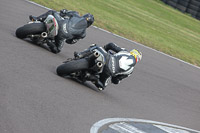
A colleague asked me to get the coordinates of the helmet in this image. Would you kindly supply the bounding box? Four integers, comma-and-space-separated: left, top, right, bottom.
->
83, 13, 94, 27
130, 49, 142, 63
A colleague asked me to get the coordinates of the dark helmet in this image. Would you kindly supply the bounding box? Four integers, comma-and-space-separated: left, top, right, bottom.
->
83, 13, 94, 27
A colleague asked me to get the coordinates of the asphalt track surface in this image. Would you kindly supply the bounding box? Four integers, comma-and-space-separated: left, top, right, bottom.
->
0, 0, 200, 133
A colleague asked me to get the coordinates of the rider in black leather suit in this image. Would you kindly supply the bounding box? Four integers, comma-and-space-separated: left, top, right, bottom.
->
75, 43, 142, 90
29, 9, 94, 53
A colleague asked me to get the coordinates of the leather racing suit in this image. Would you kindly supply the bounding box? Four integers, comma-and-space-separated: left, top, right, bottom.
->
98, 43, 136, 88
74, 43, 137, 89
31, 10, 88, 53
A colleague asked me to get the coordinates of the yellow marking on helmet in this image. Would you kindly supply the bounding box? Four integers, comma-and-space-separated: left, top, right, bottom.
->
130, 49, 139, 56
130, 49, 139, 60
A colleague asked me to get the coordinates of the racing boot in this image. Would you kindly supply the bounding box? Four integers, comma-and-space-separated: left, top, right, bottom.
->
95, 80, 104, 91
46, 40, 60, 54
85, 74, 104, 91
29, 14, 47, 22
29, 15, 38, 21
74, 44, 96, 58
29, 10, 56, 22
74, 49, 91, 58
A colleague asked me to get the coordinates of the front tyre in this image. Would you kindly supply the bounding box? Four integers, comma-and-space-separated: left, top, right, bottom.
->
56, 58, 89, 76
16, 23, 46, 39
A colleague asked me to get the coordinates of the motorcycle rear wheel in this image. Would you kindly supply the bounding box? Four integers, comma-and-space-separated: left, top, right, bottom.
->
56, 58, 89, 76
16, 23, 46, 39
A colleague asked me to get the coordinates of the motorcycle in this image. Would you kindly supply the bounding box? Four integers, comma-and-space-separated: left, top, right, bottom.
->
56, 45, 108, 91
16, 14, 60, 45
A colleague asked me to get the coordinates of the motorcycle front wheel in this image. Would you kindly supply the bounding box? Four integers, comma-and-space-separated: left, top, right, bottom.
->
16, 23, 46, 39
56, 58, 89, 76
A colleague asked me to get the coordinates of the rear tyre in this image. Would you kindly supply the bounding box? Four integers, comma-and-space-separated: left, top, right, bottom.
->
56, 58, 89, 76
16, 23, 46, 39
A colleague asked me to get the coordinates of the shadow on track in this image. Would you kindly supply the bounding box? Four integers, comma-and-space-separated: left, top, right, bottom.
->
59, 76, 101, 92
24, 39, 50, 51
14, 33, 69, 59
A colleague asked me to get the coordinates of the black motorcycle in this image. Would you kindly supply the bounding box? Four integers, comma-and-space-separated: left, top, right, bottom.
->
16, 14, 60, 45
56, 45, 109, 91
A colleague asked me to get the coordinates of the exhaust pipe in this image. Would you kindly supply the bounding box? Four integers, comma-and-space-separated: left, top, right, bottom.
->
41, 32, 48, 38
93, 51, 100, 57
97, 62, 103, 68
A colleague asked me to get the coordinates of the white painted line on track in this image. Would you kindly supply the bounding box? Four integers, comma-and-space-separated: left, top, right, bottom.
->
90, 118, 200, 133
109, 122, 146, 133
26, 0, 200, 70
154, 125, 191, 133
26, 0, 51, 10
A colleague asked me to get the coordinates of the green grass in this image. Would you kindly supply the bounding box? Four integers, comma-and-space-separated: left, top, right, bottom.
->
32, 0, 200, 66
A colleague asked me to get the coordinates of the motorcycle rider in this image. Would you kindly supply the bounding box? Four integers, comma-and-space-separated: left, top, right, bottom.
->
74, 43, 142, 90
29, 9, 94, 53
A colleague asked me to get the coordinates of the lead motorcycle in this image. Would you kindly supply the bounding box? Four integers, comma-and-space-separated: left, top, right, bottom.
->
16, 13, 60, 45
56, 45, 109, 91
